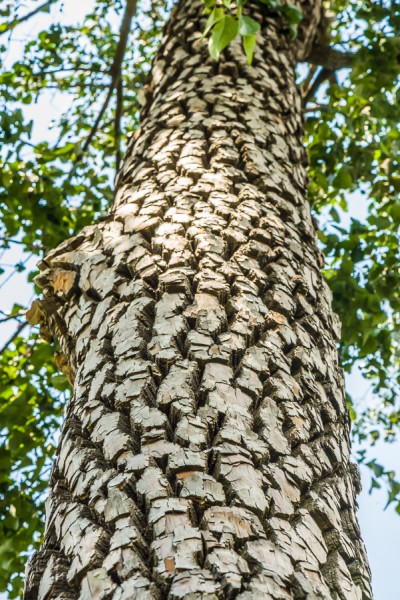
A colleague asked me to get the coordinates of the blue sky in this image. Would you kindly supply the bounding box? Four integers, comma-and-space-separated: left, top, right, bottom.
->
0, 1, 399, 597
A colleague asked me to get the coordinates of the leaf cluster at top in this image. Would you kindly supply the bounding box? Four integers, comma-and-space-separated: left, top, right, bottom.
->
203, 0, 302, 64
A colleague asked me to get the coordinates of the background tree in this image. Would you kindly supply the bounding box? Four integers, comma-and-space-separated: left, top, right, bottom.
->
0, 0, 399, 596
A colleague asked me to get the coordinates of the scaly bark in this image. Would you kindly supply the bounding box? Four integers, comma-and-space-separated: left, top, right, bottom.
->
25, 0, 372, 598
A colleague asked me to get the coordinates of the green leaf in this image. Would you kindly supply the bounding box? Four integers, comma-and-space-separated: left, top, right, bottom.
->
330, 207, 340, 223
243, 34, 257, 65
238, 15, 260, 36
208, 15, 239, 61
289, 23, 297, 38
367, 460, 385, 478
333, 168, 353, 189
369, 478, 381, 492
203, 7, 225, 38
51, 374, 69, 391
282, 3, 303, 25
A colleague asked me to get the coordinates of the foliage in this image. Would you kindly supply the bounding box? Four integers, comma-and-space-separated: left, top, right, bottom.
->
0, 0, 399, 595
305, 0, 400, 475
203, 0, 302, 64
0, 335, 64, 596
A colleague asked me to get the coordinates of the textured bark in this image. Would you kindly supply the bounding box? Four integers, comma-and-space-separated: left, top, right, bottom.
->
25, 1, 372, 598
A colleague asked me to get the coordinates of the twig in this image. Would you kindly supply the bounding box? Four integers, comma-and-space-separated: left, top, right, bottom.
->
0, 307, 26, 324
30, 66, 96, 77
115, 77, 123, 173
301, 64, 318, 94
78, 88, 114, 157
78, 0, 137, 158
0, 235, 45, 250
307, 43, 354, 71
304, 103, 330, 113
63, 0, 138, 185
0, 0, 58, 36
0, 321, 28, 355
303, 67, 333, 105
0, 313, 25, 324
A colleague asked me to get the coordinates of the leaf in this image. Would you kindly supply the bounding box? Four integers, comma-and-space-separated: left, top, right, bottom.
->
203, 7, 225, 38
208, 15, 239, 61
289, 23, 298, 39
330, 207, 340, 223
333, 167, 353, 189
369, 478, 381, 492
282, 3, 303, 25
51, 374, 68, 391
367, 460, 385, 478
243, 34, 257, 65
238, 15, 260, 36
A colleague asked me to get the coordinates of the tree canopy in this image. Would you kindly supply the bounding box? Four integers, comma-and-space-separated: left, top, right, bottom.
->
0, 0, 399, 595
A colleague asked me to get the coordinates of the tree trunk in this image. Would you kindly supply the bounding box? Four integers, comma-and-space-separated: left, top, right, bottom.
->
25, 0, 372, 598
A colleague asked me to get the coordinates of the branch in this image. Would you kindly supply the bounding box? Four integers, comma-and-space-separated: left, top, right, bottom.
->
30, 66, 96, 77
0, 235, 45, 251
109, 0, 138, 81
79, 0, 137, 157
0, 310, 26, 324
301, 64, 318, 94
0, 321, 28, 355
303, 67, 336, 105
0, 0, 58, 36
304, 103, 330, 113
307, 43, 354, 71
115, 77, 123, 173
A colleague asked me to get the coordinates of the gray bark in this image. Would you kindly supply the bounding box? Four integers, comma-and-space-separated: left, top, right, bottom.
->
24, 0, 372, 598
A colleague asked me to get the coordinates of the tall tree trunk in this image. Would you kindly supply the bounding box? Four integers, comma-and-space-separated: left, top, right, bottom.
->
25, 0, 372, 598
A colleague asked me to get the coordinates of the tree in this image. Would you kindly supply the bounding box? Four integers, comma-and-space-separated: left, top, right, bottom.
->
19, 0, 377, 597
0, 0, 399, 597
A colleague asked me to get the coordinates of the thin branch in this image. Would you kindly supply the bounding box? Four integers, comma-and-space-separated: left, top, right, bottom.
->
28, 84, 110, 90
0, 321, 28, 355
78, 0, 137, 158
304, 103, 330, 113
79, 87, 115, 157
307, 43, 354, 71
301, 64, 318, 94
303, 67, 333, 105
115, 77, 123, 174
109, 0, 138, 81
0, 311, 25, 324
0, 0, 58, 36
0, 252, 34, 291
30, 66, 98, 77
0, 236, 25, 246
107, 98, 138, 128
0, 235, 44, 250
63, 0, 137, 184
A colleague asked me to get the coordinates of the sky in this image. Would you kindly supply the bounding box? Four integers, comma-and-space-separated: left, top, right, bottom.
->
0, 1, 399, 598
